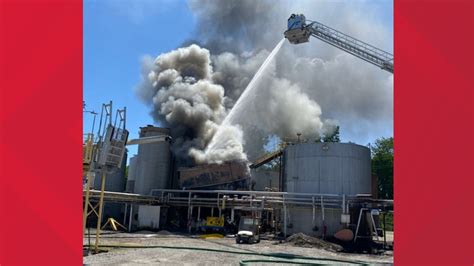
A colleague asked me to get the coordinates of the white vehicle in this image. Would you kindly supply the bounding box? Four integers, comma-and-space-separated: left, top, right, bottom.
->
236, 217, 260, 244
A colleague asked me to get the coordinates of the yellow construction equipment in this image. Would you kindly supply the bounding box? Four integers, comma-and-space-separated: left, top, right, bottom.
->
101, 218, 127, 231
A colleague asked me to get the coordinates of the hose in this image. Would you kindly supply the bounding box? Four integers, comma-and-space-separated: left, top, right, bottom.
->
85, 244, 363, 265
239, 259, 317, 265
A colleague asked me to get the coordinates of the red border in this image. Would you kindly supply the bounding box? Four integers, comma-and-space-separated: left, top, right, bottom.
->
0, 0, 83, 265
395, 0, 474, 264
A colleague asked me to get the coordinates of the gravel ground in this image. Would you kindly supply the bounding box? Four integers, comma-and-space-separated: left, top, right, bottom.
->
83, 230, 393, 265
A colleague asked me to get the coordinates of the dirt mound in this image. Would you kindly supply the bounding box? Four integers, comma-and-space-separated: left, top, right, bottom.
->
156, 230, 172, 235
286, 233, 343, 252
135, 230, 155, 234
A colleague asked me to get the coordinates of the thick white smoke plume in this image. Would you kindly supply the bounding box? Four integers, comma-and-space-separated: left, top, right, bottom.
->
189, 124, 247, 164
137, 45, 237, 164
137, 43, 330, 164
137, 0, 393, 164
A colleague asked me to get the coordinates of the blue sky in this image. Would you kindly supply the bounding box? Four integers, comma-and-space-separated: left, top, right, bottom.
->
84, 0, 393, 163
83, 0, 195, 159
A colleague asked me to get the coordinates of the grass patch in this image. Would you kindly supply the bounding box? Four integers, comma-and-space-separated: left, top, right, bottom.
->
381, 213, 393, 231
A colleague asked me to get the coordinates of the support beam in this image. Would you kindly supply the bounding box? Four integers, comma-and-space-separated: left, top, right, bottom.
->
94, 171, 106, 253
320, 195, 325, 239
283, 203, 287, 238
123, 204, 128, 226
128, 204, 133, 232
312, 197, 315, 229
342, 194, 346, 213
82, 171, 93, 234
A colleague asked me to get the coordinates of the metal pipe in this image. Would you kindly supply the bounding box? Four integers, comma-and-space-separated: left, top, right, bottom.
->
283, 192, 287, 239
162, 196, 342, 203
383, 212, 387, 249
370, 211, 378, 241
354, 208, 367, 243
147, 198, 343, 207
149, 188, 341, 197
320, 195, 325, 239
123, 203, 128, 225
91, 112, 97, 136
342, 194, 345, 214
128, 204, 133, 232
188, 205, 193, 233
283, 203, 287, 238
85, 189, 392, 212
159, 196, 343, 204
278, 152, 282, 191
320, 196, 325, 221
188, 192, 192, 233
217, 193, 221, 217
312, 197, 315, 229
123, 106, 126, 130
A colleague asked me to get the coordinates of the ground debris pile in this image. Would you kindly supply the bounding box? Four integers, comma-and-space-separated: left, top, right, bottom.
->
156, 230, 172, 235
286, 233, 343, 252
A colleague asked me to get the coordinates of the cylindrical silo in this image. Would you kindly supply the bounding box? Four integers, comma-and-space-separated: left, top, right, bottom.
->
283, 142, 371, 195
282, 142, 371, 237
134, 126, 171, 195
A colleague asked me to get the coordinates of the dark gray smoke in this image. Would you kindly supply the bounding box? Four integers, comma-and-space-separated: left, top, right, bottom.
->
137, 43, 329, 163
188, 0, 393, 144
137, 0, 393, 163
188, 0, 281, 54
136, 45, 229, 164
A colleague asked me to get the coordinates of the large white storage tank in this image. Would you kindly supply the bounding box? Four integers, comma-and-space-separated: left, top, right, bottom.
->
282, 142, 371, 236
133, 126, 171, 195
283, 142, 371, 195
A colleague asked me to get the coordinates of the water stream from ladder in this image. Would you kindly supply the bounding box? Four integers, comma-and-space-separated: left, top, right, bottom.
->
205, 38, 286, 153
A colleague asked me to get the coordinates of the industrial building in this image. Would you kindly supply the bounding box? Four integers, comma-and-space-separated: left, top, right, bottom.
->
281, 142, 372, 236
133, 126, 172, 195
85, 124, 391, 249
179, 160, 251, 190
83, 13, 393, 255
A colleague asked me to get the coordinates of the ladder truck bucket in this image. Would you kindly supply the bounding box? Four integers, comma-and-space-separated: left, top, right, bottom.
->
284, 14, 310, 44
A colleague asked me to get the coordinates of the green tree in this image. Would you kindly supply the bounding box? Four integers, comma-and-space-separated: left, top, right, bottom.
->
371, 137, 393, 199
323, 126, 340, 143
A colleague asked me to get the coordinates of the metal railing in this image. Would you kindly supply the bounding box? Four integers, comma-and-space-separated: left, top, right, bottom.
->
150, 189, 355, 211
308, 21, 393, 73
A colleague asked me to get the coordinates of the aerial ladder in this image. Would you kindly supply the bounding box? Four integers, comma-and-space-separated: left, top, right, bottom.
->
284, 14, 393, 73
